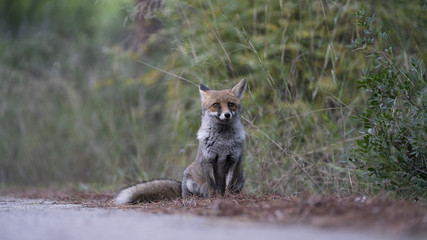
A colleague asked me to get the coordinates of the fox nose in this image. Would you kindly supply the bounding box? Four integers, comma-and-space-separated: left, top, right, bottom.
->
224, 113, 231, 119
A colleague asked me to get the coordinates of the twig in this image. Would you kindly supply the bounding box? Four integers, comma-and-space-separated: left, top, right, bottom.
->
136, 59, 198, 86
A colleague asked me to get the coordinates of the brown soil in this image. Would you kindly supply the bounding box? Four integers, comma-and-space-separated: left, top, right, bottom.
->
1, 189, 426, 235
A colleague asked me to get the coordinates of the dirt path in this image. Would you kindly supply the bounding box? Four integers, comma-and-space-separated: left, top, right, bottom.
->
0, 190, 426, 240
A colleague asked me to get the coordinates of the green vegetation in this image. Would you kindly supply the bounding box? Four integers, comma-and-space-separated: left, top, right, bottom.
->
349, 9, 426, 198
0, 0, 425, 198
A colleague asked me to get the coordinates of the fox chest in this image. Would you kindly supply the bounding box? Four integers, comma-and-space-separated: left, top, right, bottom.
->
200, 132, 243, 164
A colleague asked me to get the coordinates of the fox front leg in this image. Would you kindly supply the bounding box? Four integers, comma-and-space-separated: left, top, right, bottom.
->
203, 159, 219, 196
225, 155, 245, 193
225, 164, 236, 188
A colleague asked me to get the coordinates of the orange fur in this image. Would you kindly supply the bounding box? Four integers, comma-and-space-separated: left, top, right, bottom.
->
201, 90, 241, 113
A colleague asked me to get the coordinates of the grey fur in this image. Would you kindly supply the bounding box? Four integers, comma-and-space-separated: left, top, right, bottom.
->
114, 179, 181, 204
114, 79, 247, 204
182, 79, 247, 197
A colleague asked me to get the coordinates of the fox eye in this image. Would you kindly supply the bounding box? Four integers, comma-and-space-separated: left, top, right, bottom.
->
228, 102, 236, 108
212, 103, 220, 108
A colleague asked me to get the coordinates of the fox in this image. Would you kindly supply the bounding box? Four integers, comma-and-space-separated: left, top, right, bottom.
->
114, 79, 247, 204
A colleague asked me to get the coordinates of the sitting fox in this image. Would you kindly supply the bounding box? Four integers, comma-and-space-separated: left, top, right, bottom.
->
114, 79, 247, 204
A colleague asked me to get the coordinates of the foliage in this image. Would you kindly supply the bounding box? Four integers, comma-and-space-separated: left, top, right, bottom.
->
144, 0, 368, 195
348, 9, 427, 198
0, 0, 182, 187
0, 0, 426, 199
147, 0, 426, 196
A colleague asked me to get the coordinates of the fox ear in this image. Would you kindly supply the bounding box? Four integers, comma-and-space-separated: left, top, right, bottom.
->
199, 84, 210, 92
231, 78, 247, 99
199, 84, 210, 100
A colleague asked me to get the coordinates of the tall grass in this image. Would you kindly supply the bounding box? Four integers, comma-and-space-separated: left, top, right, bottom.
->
0, 0, 425, 198
147, 0, 426, 196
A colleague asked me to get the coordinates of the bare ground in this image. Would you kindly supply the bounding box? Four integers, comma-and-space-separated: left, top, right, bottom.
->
1, 188, 426, 235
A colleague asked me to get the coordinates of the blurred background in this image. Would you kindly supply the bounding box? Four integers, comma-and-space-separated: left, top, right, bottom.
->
0, 0, 425, 198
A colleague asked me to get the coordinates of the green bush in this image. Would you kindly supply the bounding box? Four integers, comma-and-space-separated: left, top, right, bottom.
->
348, 9, 427, 198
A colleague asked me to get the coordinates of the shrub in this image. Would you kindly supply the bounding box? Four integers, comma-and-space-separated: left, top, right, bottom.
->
348, 9, 427, 198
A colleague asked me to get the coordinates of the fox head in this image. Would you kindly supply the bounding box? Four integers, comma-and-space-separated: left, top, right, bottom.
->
199, 79, 247, 123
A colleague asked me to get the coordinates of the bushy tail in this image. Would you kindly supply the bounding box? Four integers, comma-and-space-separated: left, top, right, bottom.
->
114, 179, 182, 204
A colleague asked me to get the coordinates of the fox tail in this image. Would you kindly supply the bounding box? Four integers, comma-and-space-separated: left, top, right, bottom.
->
114, 179, 182, 204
